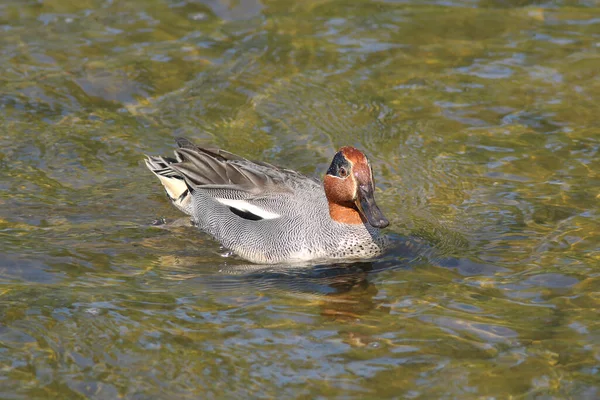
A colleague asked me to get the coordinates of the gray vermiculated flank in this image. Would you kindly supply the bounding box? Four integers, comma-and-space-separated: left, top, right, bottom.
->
145, 138, 388, 264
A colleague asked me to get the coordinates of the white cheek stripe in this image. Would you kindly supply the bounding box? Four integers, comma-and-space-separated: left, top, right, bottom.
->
216, 198, 281, 220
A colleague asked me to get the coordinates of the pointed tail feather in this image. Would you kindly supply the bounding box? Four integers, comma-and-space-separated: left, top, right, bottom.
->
145, 155, 193, 215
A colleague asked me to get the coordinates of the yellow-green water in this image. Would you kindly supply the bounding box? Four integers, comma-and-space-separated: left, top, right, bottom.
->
1, 0, 599, 398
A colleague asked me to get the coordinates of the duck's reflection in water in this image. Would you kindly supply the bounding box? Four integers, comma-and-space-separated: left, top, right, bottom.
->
223, 262, 392, 319
153, 232, 500, 321
211, 261, 375, 294
150, 232, 431, 318
157, 258, 399, 319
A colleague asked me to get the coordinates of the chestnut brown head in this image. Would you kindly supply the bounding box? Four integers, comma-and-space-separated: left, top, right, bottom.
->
323, 147, 389, 228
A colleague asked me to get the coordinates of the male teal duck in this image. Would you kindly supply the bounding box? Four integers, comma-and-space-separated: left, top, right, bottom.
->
145, 138, 389, 264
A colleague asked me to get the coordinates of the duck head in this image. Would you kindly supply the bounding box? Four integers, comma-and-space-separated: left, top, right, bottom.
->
323, 147, 389, 229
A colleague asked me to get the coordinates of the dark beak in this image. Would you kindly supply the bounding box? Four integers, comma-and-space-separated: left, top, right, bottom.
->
355, 183, 389, 228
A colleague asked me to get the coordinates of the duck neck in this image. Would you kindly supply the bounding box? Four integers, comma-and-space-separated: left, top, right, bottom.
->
328, 202, 365, 225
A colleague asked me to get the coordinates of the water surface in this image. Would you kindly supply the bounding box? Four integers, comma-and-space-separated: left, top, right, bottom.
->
1, 0, 599, 398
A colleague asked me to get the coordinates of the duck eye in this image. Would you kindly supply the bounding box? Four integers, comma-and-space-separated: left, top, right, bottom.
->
339, 167, 348, 177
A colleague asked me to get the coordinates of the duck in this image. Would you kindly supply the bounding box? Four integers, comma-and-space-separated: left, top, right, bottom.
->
145, 138, 390, 264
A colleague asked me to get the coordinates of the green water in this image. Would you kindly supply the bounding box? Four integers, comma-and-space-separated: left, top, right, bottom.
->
1, 0, 599, 398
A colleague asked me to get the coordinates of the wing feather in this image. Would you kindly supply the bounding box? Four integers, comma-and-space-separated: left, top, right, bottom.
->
146, 138, 322, 220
